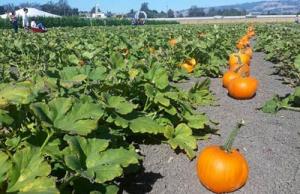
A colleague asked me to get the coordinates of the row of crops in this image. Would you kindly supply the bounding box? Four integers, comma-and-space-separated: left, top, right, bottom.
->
0, 24, 247, 193
255, 24, 300, 113
0, 23, 299, 193
0, 17, 178, 29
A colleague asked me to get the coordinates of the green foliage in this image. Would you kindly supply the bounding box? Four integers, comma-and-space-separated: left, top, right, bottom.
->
255, 24, 300, 86
0, 24, 247, 192
256, 24, 300, 114
0, 17, 178, 29
261, 87, 300, 113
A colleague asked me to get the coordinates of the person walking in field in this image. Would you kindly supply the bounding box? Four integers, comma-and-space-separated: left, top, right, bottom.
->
8, 11, 18, 33
296, 14, 299, 24
22, 8, 29, 30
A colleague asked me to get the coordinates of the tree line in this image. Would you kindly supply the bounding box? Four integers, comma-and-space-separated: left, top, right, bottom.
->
0, 1, 246, 18
0, 0, 79, 16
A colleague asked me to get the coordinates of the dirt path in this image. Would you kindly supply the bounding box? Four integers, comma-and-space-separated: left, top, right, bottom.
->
122, 51, 300, 194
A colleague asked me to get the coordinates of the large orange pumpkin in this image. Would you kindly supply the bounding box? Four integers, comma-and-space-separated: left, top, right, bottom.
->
229, 53, 250, 67
222, 70, 240, 88
196, 121, 249, 193
228, 76, 258, 100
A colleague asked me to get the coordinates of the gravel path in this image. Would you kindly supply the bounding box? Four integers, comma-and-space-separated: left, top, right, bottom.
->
122, 51, 300, 194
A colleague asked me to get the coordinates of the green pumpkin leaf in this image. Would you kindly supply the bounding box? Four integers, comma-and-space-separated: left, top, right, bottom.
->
72, 178, 119, 194
31, 98, 104, 135
63, 135, 139, 183
7, 147, 58, 194
107, 96, 137, 115
0, 152, 11, 183
0, 84, 34, 105
167, 124, 197, 159
146, 66, 169, 90
0, 109, 14, 125
68, 54, 80, 65
261, 96, 281, 114
130, 117, 164, 134
184, 113, 209, 129
294, 55, 300, 72
154, 93, 170, 107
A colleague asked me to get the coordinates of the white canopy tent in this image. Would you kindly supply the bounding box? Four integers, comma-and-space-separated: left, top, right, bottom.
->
0, 8, 61, 19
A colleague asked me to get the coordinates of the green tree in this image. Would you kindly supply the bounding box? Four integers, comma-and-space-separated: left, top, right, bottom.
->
167, 9, 175, 18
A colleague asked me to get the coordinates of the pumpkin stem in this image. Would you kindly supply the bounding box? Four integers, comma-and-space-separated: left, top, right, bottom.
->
234, 53, 244, 66
221, 120, 245, 152
233, 64, 245, 73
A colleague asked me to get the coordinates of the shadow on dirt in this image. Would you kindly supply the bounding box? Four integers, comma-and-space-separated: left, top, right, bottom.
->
119, 167, 163, 194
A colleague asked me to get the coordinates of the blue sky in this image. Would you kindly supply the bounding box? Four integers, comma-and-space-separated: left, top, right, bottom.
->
1, 0, 263, 13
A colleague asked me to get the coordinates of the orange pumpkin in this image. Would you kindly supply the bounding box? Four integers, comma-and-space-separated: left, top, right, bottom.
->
229, 53, 250, 67
168, 39, 177, 47
186, 58, 197, 67
240, 47, 253, 59
228, 76, 258, 99
229, 63, 250, 76
248, 31, 255, 37
197, 121, 249, 193
181, 63, 194, 73
222, 70, 240, 88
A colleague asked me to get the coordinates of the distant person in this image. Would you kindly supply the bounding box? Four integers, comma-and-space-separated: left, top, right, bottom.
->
22, 8, 29, 30
296, 14, 299, 24
31, 19, 37, 28
37, 22, 47, 31
8, 11, 18, 33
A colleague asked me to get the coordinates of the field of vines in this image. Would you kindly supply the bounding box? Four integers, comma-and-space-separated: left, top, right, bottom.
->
255, 24, 300, 113
0, 23, 299, 193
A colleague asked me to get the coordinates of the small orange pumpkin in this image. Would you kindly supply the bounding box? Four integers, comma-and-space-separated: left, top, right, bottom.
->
197, 121, 249, 193
181, 63, 194, 73
168, 39, 177, 47
228, 76, 258, 100
240, 47, 253, 59
229, 53, 250, 67
186, 58, 197, 67
229, 63, 250, 76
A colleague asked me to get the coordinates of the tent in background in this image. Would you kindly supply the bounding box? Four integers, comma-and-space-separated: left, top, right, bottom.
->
0, 8, 61, 19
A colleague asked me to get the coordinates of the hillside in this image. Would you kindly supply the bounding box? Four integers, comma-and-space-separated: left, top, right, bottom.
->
178, 0, 300, 16
221, 0, 300, 14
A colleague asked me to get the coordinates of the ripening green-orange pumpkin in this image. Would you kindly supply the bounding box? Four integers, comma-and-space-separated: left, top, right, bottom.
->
197, 121, 249, 193
181, 63, 194, 73
228, 76, 258, 100
222, 70, 240, 88
229, 53, 250, 67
